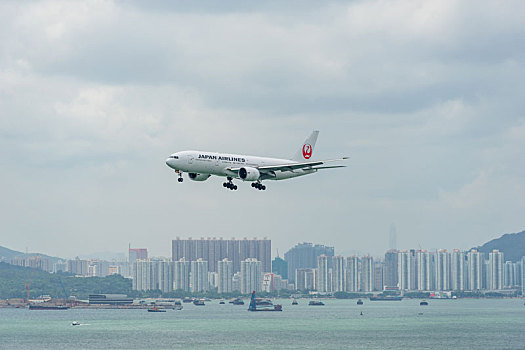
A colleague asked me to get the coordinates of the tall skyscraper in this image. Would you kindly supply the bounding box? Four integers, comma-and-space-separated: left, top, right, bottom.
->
383, 250, 399, 289
360, 256, 374, 292
398, 250, 416, 290
435, 250, 450, 291
240, 258, 262, 293
331, 255, 345, 292
316, 255, 330, 292
218, 258, 233, 293
488, 250, 504, 290
416, 250, 431, 291
173, 258, 190, 291
345, 256, 359, 292
467, 250, 483, 290
157, 259, 173, 293
451, 249, 465, 291
172, 237, 271, 273
284, 242, 334, 283
272, 257, 288, 279
190, 258, 209, 293
373, 261, 384, 291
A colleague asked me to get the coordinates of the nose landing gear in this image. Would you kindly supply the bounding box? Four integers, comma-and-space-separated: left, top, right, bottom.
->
251, 182, 266, 191
223, 177, 237, 190
177, 171, 183, 182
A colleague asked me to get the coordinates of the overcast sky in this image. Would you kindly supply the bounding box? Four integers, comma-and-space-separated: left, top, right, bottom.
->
1, 0, 524, 260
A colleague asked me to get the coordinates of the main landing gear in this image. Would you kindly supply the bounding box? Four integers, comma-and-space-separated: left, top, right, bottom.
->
223, 177, 237, 190
252, 182, 266, 191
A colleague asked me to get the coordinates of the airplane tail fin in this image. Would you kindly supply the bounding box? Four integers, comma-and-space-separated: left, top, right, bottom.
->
292, 130, 319, 161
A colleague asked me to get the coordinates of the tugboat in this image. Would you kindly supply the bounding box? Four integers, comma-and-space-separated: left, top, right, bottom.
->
248, 291, 282, 312
420, 300, 429, 306
292, 299, 298, 305
147, 306, 166, 312
308, 300, 324, 306
357, 299, 364, 305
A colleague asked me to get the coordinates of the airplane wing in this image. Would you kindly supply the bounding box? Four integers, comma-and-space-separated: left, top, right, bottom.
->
227, 157, 348, 175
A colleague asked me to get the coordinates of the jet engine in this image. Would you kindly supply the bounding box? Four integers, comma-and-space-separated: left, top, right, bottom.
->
188, 173, 211, 181
239, 167, 260, 181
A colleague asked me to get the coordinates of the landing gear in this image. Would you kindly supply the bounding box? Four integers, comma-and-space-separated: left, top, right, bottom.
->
177, 172, 183, 182
223, 177, 237, 191
251, 182, 266, 191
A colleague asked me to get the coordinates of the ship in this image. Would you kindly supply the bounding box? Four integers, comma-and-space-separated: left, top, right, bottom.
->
357, 299, 364, 305
147, 306, 166, 312
248, 292, 282, 312
369, 295, 403, 301
292, 299, 298, 305
420, 300, 429, 306
28, 304, 69, 310
230, 298, 245, 305
193, 300, 205, 306
308, 300, 324, 306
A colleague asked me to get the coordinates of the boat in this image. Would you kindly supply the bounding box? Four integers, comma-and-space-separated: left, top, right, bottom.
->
71, 321, 80, 326
369, 295, 403, 301
230, 298, 245, 305
308, 300, 324, 306
28, 304, 69, 310
182, 298, 193, 303
255, 298, 273, 306
292, 299, 298, 305
193, 300, 205, 306
420, 301, 429, 306
248, 291, 282, 312
147, 307, 166, 312
219, 300, 225, 304
357, 299, 364, 305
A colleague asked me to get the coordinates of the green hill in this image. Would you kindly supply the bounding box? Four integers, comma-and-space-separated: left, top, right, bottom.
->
474, 230, 525, 262
0, 262, 132, 299
0, 245, 63, 265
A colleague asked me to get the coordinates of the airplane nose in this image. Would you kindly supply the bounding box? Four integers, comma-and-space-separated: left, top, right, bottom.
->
166, 158, 174, 168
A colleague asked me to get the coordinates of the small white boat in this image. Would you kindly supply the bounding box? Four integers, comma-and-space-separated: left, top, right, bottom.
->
72, 321, 80, 326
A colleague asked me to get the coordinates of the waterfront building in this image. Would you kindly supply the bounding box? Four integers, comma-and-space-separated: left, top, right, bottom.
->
332, 255, 345, 292
435, 250, 450, 291
262, 273, 286, 292
217, 258, 233, 293
513, 261, 522, 288
190, 258, 209, 293
488, 250, 504, 290
158, 259, 173, 293
208, 272, 219, 289
232, 272, 241, 292
295, 268, 315, 291
360, 256, 374, 292
373, 261, 384, 291
272, 257, 288, 279
467, 250, 483, 290
383, 250, 398, 289
316, 255, 330, 292
171, 237, 271, 273
173, 258, 190, 291
132, 259, 158, 291
416, 250, 431, 291
240, 258, 262, 293
284, 242, 334, 284
398, 250, 416, 290
451, 249, 465, 291
345, 256, 359, 292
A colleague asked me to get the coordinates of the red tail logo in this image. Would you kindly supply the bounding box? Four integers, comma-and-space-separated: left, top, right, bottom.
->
302, 144, 312, 159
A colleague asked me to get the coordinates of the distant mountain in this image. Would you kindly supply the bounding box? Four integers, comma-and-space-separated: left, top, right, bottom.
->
0, 245, 63, 264
474, 230, 525, 262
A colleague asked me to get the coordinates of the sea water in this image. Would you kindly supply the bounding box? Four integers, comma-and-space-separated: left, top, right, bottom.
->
1, 299, 524, 349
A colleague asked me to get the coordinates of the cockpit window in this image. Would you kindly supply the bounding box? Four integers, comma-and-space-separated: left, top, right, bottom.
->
170, 155, 179, 159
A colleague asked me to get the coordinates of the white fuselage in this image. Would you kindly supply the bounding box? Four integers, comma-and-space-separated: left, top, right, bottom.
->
165, 150, 315, 181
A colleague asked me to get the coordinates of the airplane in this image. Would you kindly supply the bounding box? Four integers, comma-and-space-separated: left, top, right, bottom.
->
165, 130, 347, 191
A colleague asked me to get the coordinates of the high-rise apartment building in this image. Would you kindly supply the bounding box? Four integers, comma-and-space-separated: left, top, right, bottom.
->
295, 268, 315, 291
488, 250, 504, 290
67, 257, 89, 276
345, 256, 359, 292
316, 255, 330, 292
398, 251, 413, 290
218, 258, 233, 293
173, 258, 190, 291
190, 258, 209, 293
373, 261, 384, 291
467, 250, 483, 290
284, 242, 334, 283
383, 250, 398, 289
360, 256, 374, 292
332, 255, 345, 292
157, 259, 173, 293
240, 258, 262, 293
271, 257, 288, 279
416, 250, 431, 291
435, 250, 450, 291
129, 248, 148, 263
172, 237, 270, 273
451, 249, 465, 291
132, 259, 158, 291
